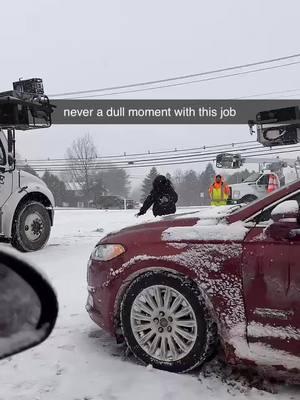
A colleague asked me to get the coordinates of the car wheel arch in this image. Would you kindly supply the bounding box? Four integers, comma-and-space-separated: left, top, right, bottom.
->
113, 263, 221, 344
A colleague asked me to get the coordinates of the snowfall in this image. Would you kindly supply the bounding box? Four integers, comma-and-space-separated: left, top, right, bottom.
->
0, 208, 299, 400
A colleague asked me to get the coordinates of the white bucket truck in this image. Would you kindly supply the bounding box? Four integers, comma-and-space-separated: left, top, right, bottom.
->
0, 78, 55, 251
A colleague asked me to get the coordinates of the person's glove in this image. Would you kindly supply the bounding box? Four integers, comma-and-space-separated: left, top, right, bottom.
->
135, 212, 141, 217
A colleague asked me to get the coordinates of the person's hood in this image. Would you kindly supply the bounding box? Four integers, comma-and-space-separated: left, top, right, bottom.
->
153, 175, 169, 191
214, 175, 224, 184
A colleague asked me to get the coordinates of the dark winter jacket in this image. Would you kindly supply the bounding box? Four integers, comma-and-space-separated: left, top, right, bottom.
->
138, 175, 178, 217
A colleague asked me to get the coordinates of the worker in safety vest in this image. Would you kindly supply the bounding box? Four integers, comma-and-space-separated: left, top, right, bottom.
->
209, 175, 230, 206
267, 173, 280, 193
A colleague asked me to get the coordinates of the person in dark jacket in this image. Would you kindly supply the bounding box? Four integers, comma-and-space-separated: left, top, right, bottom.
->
137, 175, 178, 217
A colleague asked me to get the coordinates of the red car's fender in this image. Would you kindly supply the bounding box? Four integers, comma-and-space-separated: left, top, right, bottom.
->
109, 242, 248, 365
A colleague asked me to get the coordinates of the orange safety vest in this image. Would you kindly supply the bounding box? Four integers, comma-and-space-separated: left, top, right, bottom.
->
267, 174, 279, 193
209, 181, 229, 205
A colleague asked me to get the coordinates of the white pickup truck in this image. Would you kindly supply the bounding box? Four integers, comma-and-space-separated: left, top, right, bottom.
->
229, 170, 281, 203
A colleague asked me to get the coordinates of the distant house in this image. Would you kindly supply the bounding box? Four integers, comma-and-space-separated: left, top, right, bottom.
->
63, 181, 107, 208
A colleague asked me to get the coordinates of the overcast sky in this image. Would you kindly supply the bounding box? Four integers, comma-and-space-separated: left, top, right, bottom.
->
2, 0, 300, 183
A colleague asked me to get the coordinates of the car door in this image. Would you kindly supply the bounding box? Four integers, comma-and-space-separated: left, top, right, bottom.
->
242, 199, 300, 365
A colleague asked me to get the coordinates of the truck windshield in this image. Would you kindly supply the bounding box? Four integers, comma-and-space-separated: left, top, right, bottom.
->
243, 173, 261, 183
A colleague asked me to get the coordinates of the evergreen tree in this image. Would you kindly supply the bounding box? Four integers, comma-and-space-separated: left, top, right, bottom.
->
99, 168, 131, 198
199, 163, 216, 205
177, 170, 200, 206
42, 170, 67, 206
140, 167, 158, 202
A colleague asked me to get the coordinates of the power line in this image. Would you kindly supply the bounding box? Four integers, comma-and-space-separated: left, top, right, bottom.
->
25, 147, 260, 166
22, 145, 262, 168
20, 143, 300, 168
19, 140, 257, 163
20, 142, 300, 169
68, 61, 300, 99
20, 144, 300, 172
51, 52, 300, 98
20, 144, 265, 168
238, 88, 300, 99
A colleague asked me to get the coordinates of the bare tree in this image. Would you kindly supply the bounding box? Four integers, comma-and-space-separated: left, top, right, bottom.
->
65, 134, 98, 198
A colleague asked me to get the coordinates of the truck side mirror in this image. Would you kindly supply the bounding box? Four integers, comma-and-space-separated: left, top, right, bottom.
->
7, 153, 15, 167
7, 129, 14, 153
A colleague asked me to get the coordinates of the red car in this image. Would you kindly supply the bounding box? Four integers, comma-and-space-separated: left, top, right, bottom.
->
86, 180, 300, 381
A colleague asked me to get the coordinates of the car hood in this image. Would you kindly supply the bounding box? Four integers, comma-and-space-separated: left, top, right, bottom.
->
100, 205, 242, 244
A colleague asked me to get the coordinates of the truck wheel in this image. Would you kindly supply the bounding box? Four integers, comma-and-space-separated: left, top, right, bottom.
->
11, 201, 51, 252
121, 271, 218, 373
239, 195, 257, 204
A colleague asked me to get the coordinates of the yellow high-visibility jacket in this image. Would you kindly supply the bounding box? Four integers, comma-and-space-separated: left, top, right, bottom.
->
209, 182, 230, 206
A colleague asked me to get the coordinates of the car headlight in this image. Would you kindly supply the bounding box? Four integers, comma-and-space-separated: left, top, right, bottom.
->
91, 244, 125, 261
232, 190, 240, 199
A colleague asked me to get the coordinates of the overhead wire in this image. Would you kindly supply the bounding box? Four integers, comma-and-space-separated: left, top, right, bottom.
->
19, 144, 300, 172
22, 144, 264, 167
51, 52, 300, 98
64, 61, 300, 99
18, 140, 257, 163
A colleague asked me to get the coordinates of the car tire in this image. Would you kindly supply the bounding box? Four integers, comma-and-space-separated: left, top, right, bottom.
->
239, 195, 257, 204
120, 271, 217, 373
11, 201, 51, 252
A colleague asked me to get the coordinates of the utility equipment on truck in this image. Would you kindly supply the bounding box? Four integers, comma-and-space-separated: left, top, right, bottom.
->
0, 78, 55, 251
248, 106, 300, 146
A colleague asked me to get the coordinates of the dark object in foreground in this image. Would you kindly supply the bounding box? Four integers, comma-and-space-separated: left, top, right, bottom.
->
0, 250, 58, 360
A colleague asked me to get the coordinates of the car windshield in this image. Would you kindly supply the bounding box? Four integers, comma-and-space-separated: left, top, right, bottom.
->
243, 172, 261, 183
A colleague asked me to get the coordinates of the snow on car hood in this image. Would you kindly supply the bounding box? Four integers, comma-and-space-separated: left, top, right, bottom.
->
159, 205, 241, 221
102, 206, 242, 240
162, 218, 249, 242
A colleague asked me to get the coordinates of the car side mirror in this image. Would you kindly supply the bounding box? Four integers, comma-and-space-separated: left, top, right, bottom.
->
0, 250, 58, 360
266, 221, 293, 240
271, 200, 299, 222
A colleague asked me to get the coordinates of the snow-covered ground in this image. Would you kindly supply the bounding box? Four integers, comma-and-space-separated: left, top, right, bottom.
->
0, 209, 299, 400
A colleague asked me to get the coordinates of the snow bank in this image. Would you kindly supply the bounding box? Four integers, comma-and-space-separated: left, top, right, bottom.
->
162, 220, 249, 242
